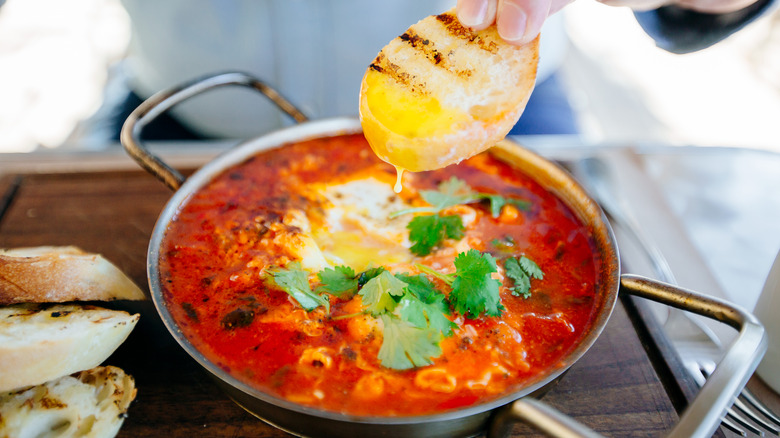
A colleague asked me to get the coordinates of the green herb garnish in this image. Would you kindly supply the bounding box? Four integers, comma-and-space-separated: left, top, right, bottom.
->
392, 177, 530, 256
265, 262, 330, 312
391, 177, 530, 219
354, 270, 453, 370
358, 270, 408, 315
377, 314, 443, 370
315, 265, 386, 298
416, 249, 503, 318
504, 256, 544, 299
315, 265, 358, 297
407, 214, 464, 256
450, 250, 503, 318
396, 273, 457, 336
266, 249, 534, 371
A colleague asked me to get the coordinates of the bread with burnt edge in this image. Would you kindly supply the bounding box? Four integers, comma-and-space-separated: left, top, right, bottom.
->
0, 303, 139, 393
0, 366, 137, 438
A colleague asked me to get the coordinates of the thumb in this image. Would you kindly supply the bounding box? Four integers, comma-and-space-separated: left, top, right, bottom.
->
496, 0, 553, 45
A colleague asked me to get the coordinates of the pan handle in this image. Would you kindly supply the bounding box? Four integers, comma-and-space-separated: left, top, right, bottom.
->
489, 274, 766, 438
120, 71, 309, 191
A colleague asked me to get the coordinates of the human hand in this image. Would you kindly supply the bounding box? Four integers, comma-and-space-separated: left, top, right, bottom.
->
456, 0, 762, 45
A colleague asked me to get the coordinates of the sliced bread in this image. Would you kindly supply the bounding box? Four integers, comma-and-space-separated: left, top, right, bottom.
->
0, 304, 139, 392
359, 8, 539, 173
0, 366, 136, 438
0, 246, 146, 305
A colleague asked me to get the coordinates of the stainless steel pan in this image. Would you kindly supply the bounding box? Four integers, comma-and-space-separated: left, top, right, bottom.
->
122, 72, 766, 438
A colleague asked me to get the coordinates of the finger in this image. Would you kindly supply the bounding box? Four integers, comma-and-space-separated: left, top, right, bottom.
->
456, 0, 499, 30
497, 0, 552, 45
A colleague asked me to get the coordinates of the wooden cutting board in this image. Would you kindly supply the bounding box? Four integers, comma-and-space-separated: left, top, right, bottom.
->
0, 169, 705, 437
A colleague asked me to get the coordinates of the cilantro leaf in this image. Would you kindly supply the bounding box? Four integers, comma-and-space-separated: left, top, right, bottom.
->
395, 273, 456, 336
377, 314, 443, 370
357, 267, 386, 288
315, 265, 358, 297
439, 215, 466, 239
407, 215, 440, 256
266, 262, 330, 312
505, 256, 544, 299
393, 177, 531, 256
421, 177, 531, 219
505, 259, 532, 298
358, 270, 407, 315
398, 291, 456, 336
449, 250, 503, 318
484, 194, 532, 218
419, 177, 479, 210
519, 256, 544, 280
407, 214, 464, 256
395, 273, 441, 302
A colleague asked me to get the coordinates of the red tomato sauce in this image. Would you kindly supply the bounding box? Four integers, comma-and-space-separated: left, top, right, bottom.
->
159, 134, 604, 416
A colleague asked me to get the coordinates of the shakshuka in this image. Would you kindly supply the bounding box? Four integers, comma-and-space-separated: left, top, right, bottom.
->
159, 133, 603, 416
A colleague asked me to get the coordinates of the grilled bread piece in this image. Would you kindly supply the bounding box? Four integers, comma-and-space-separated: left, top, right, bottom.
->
0, 366, 136, 438
0, 304, 139, 392
0, 246, 145, 305
359, 8, 539, 173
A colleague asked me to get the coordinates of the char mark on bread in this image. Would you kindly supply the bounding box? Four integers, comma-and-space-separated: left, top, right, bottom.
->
369, 53, 428, 96
434, 12, 499, 54
399, 30, 473, 79
400, 31, 442, 65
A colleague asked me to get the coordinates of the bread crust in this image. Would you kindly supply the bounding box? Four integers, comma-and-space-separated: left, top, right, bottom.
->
359, 8, 539, 172
0, 304, 140, 392
0, 246, 146, 305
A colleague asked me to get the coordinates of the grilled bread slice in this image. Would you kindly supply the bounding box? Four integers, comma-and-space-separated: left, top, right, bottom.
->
359, 8, 539, 173
0, 246, 145, 305
0, 304, 139, 393
0, 366, 136, 438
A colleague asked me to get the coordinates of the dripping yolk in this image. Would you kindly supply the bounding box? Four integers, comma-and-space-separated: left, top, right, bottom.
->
393, 167, 404, 194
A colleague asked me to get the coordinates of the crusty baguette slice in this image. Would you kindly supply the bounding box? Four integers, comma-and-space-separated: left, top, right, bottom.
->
359, 8, 539, 173
0, 304, 139, 392
0, 366, 136, 438
0, 246, 145, 304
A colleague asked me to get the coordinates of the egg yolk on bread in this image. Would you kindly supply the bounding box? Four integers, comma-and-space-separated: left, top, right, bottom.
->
359, 8, 539, 178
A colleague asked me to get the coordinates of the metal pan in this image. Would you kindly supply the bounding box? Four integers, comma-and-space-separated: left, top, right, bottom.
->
121, 72, 766, 438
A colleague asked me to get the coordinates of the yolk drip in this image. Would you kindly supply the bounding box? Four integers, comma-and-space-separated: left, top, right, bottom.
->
393, 166, 404, 194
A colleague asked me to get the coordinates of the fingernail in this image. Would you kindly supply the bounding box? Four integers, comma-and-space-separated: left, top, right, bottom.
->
497, 2, 528, 43
458, 0, 489, 27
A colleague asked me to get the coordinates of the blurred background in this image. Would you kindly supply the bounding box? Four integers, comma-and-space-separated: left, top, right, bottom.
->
0, 0, 779, 154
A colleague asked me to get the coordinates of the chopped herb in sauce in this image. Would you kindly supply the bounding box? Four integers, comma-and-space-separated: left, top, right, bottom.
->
221, 308, 254, 330
181, 302, 199, 322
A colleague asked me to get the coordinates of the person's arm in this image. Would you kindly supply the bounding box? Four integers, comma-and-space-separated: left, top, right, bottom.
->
456, 0, 778, 52
633, 0, 777, 53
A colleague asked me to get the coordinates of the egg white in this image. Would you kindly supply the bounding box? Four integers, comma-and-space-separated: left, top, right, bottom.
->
285, 177, 413, 273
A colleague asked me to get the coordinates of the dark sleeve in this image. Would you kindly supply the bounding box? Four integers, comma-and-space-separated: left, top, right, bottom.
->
633, 0, 778, 54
